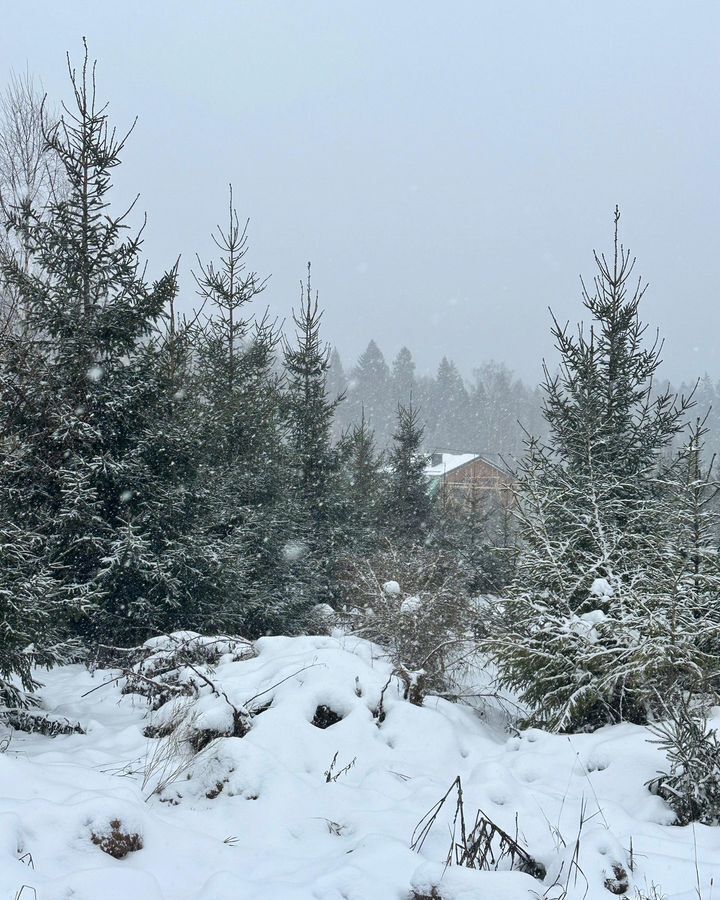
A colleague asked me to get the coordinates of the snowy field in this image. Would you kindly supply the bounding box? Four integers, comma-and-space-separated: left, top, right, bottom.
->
1, 633, 718, 900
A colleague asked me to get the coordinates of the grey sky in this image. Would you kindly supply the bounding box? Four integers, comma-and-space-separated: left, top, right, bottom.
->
1, 1, 718, 386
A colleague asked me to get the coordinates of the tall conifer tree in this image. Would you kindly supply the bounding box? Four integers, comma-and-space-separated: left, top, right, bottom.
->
282, 265, 344, 605
489, 210, 711, 730
0, 47, 178, 647
386, 401, 432, 542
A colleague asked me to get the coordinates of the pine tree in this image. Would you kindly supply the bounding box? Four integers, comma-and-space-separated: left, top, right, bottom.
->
489, 210, 705, 731
386, 401, 432, 542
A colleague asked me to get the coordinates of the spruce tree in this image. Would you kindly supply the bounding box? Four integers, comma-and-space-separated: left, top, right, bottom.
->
386, 401, 432, 542
664, 417, 720, 665
282, 265, 344, 607
190, 189, 299, 635
348, 339, 392, 445
489, 210, 705, 730
327, 348, 348, 402
340, 410, 385, 552
193, 186, 273, 468
391, 346, 416, 408
0, 49, 178, 647
429, 356, 469, 449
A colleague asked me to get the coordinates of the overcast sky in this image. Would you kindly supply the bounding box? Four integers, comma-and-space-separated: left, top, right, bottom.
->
1, 1, 718, 385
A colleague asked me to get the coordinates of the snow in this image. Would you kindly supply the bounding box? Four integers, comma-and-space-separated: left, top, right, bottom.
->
383, 580, 402, 596
1, 633, 719, 900
567, 609, 607, 643
282, 540, 309, 562
400, 594, 422, 615
590, 577, 615, 598
425, 452, 478, 479
86, 365, 104, 382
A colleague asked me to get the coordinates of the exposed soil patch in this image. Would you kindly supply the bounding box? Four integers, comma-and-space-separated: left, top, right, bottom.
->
312, 705, 343, 729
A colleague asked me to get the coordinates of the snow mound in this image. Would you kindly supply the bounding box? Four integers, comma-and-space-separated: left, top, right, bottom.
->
0, 634, 718, 899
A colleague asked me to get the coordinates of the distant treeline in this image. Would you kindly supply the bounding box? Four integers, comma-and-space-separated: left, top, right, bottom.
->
328, 341, 720, 464
328, 343, 546, 458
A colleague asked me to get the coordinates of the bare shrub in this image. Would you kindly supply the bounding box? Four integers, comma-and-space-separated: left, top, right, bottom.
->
339, 543, 478, 698
0, 69, 65, 336
118, 632, 254, 710
131, 636, 263, 798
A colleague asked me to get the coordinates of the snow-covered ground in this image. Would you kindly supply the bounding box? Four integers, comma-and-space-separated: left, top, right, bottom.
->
1, 633, 718, 900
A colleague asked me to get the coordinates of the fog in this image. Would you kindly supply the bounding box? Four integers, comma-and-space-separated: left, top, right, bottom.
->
2, 0, 718, 385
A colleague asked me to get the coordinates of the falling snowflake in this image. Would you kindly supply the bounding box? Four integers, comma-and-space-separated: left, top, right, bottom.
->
282, 541, 308, 563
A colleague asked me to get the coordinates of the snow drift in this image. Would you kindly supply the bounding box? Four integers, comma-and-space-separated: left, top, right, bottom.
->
0, 632, 718, 900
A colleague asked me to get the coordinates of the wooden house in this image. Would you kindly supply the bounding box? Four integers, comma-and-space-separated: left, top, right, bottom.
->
425, 450, 516, 511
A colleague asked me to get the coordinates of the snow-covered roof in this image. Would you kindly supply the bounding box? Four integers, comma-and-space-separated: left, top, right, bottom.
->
425, 452, 479, 479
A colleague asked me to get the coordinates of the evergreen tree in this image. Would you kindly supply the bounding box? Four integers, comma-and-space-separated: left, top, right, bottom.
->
469, 360, 541, 458
282, 264, 344, 606
665, 416, 720, 664
187, 188, 296, 634
327, 347, 348, 403
348, 339, 392, 444
92, 269, 217, 640
429, 356, 469, 449
489, 210, 707, 730
340, 409, 385, 551
391, 345, 416, 408
386, 401, 432, 541
0, 390, 80, 704
430, 478, 516, 596
284, 266, 340, 521
327, 347, 348, 441
683, 375, 720, 468
0, 49, 178, 648
193, 186, 276, 479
